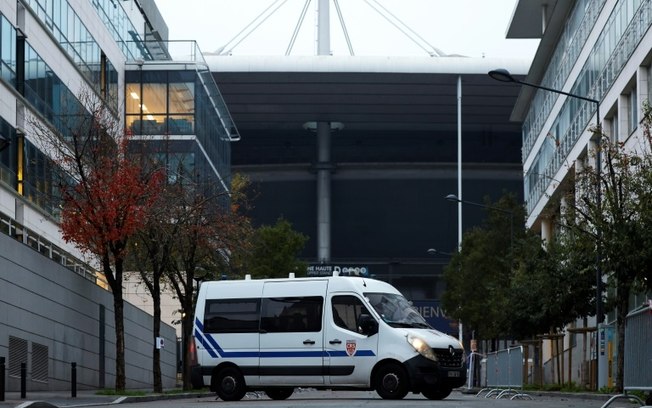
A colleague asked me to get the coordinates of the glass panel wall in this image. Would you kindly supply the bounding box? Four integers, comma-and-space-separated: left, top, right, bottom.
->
126, 70, 195, 135
525, 0, 650, 214
92, 0, 148, 61
0, 116, 17, 189
126, 69, 230, 201
0, 14, 16, 86
23, 0, 119, 111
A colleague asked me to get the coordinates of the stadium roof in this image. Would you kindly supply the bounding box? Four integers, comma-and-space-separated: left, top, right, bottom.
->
207, 56, 531, 133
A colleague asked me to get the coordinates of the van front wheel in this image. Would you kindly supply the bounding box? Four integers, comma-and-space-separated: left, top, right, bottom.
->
214, 367, 247, 401
264, 387, 294, 400
374, 363, 409, 400
422, 387, 452, 400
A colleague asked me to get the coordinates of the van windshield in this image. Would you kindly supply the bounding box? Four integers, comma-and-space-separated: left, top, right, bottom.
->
364, 292, 431, 329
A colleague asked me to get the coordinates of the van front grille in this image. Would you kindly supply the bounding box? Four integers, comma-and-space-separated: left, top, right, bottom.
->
433, 348, 464, 368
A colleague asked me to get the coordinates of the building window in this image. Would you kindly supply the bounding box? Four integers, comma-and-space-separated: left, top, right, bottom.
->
126, 71, 196, 136
0, 14, 17, 85
629, 88, 637, 134
609, 113, 618, 143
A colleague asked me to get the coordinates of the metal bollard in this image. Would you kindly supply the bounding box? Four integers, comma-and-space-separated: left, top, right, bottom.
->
20, 362, 26, 399
0, 357, 5, 401
71, 362, 77, 398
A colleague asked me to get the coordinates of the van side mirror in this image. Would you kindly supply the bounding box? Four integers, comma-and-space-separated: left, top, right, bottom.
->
357, 314, 378, 336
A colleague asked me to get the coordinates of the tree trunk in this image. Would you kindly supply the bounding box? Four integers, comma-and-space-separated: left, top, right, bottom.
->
182, 270, 195, 391
104, 255, 126, 391
113, 288, 126, 391
615, 285, 629, 392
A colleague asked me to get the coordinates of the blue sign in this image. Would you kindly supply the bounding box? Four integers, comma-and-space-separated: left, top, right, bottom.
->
411, 300, 458, 336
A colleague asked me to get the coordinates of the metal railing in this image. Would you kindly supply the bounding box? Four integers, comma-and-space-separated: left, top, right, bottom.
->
0, 209, 103, 286
478, 346, 532, 400
601, 302, 652, 408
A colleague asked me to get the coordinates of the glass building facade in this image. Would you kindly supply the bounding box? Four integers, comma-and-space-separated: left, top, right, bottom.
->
523, 0, 652, 215
0, 0, 236, 275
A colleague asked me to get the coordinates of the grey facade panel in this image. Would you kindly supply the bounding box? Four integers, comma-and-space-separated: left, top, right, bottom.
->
0, 233, 177, 391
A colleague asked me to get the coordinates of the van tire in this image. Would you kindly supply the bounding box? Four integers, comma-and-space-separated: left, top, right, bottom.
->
264, 387, 294, 400
373, 362, 409, 400
214, 366, 247, 401
422, 387, 452, 400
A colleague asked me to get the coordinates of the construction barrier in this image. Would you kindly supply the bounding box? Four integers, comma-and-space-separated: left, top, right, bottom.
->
623, 304, 652, 392
601, 302, 652, 408
480, 346, 531, 400
486, 346, 523, 388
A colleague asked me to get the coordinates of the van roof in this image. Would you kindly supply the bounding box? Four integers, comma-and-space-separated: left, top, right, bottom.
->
199, 275, 401, 295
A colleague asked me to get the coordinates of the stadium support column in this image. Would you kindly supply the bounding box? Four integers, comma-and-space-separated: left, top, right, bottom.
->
305, 121, 343, 264
317, 122, 331, 263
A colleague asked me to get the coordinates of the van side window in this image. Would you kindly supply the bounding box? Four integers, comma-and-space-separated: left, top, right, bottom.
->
261, 296, 323, 333
204, 299, 260, 333
332, 295, 371, 333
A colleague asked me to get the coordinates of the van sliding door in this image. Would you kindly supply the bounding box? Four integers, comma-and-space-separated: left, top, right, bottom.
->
260, 280, 327, 385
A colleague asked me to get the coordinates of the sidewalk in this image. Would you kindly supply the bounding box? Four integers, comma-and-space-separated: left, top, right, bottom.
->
0, 390, 210, 408
0, 390, 117, 408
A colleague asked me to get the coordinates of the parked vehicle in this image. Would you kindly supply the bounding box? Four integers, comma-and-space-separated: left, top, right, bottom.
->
190, 273, 466, 400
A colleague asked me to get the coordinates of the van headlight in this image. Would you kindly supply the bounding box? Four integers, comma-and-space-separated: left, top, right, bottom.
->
407, 334, 437, 362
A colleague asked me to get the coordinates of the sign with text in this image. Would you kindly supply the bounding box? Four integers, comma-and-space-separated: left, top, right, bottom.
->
306, 264, 369, 277
411, 300, 458, 336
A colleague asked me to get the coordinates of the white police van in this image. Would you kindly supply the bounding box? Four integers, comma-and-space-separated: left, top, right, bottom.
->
190, 273, 466, 401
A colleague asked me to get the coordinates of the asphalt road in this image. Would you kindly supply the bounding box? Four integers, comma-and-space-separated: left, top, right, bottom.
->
4, 388, 646, 408
92, 389, 637, 408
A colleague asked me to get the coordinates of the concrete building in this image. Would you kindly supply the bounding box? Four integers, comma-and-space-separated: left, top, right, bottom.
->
0, 0, 234, 390
506, 0, 652, 388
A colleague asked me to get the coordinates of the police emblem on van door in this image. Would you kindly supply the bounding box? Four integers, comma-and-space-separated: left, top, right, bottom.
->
346, 340, 357, 356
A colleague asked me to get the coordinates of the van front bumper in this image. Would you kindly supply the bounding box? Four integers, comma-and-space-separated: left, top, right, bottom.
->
403, 354, 466, 391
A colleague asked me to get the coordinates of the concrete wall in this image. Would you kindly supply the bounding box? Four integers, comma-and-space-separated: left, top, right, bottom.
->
0, 232, 177, 391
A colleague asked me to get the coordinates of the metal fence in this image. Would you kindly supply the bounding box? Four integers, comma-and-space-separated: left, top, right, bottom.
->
479, 346, 532, 399
485, 346, 524, 388
598, 303, 652, 408
624, 304, 652, 392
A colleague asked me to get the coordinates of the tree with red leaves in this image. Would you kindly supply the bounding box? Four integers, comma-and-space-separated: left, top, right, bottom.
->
32, 93, 164, 390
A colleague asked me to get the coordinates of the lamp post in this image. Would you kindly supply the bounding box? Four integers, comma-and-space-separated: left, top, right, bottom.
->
488, 68, 603, 388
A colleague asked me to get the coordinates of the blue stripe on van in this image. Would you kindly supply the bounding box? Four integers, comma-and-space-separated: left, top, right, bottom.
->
327, 350, 376, 357
194, 328, 218, 358
194, 317, 376, 359
194, 319, 220, 358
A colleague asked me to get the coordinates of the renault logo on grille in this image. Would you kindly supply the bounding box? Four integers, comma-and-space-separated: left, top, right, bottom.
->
449, 345, 455, 355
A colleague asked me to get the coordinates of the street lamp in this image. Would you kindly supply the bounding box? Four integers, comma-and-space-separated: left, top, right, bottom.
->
445, 194, 513, 249
426, 248, 453, 257
488, 67, 603, 387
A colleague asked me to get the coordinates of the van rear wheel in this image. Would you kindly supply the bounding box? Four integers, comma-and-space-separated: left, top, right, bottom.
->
264, 387, 294, 400
374, 362, 409, 400
214, 366, 247, 401
422, 387, 452, 400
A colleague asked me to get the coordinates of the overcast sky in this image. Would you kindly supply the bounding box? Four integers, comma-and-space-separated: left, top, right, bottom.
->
153, 0, 539, 59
